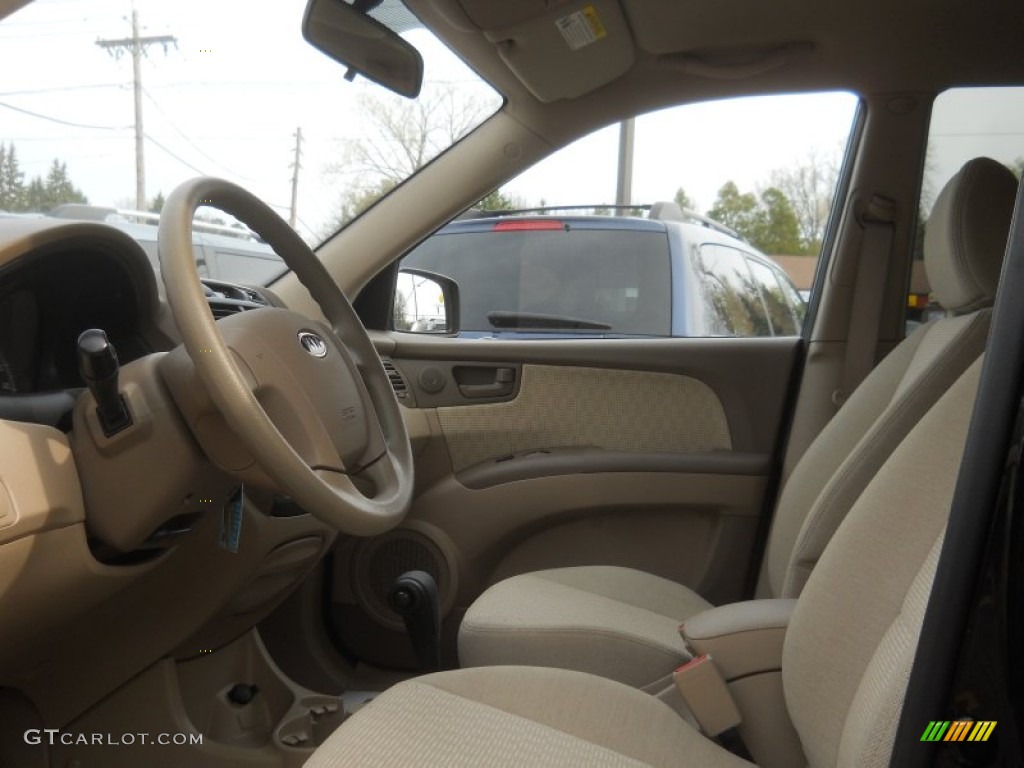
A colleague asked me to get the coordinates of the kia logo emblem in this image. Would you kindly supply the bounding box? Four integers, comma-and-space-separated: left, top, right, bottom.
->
298, 331, 328, 358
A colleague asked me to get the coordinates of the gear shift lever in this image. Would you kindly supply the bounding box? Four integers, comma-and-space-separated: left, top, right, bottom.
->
388, 570, 441, 672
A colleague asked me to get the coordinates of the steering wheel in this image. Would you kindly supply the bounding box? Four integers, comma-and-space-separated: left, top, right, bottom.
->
158, 177, 413, 536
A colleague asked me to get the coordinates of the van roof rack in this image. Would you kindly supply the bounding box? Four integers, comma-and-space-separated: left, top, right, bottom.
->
460, 202, 739, 239
648, 201, 740, 239
474, 204, 652, 217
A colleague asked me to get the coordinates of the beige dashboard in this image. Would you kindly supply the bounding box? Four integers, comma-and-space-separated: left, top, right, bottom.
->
0, 218, 336, 727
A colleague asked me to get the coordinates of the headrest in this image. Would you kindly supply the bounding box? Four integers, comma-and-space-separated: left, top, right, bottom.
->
925, 157, 1018, 314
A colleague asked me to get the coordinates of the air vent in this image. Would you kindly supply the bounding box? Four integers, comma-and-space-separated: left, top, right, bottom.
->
381, 359, 408, 399
203, 279, 270, 319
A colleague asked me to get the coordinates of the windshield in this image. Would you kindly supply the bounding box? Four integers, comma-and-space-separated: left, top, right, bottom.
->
0, 0, 500, 284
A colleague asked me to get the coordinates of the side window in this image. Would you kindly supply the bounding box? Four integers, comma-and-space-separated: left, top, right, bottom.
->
910, 86, 1024, 331
694, 244, 771, 337
771, 266, 808, 333
745, 257, 804, 336
396, 91, 858, 338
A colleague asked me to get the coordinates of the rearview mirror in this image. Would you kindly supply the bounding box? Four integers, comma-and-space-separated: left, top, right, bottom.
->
395, 269, 460, 334
302, 0, 423, 99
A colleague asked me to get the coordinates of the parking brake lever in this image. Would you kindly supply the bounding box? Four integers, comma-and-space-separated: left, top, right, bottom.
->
77, 328, 132, 436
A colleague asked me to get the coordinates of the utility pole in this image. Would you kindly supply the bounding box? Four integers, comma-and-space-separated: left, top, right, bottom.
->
615, 117, 635, 214
289, 127, 303, 229
97, 9, 176, 211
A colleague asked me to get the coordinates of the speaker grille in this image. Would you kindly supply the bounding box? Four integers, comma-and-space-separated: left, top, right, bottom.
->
353, 530, 451, 630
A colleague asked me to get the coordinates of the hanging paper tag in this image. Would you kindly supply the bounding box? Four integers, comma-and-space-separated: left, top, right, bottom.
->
219, 485, 244, 553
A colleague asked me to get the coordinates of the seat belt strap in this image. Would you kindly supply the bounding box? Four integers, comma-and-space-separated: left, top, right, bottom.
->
834, 194, 897, 407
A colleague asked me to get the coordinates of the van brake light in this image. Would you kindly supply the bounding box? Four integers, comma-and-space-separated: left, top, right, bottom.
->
492, 219, 565, 232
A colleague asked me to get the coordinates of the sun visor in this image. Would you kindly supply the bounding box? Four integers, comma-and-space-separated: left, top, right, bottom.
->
482, 0, 635, 102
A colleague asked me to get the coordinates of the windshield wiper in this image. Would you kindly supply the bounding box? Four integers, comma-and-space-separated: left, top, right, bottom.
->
487, 311, 612, 331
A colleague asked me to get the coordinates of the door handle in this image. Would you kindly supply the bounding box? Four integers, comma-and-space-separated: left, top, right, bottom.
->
457, 367, 516, 399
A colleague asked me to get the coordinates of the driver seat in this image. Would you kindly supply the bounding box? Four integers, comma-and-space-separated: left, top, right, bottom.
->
304, 344, 984, 766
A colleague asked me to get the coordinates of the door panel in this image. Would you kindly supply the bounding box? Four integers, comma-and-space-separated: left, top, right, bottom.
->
436, 364, 732, 471
329, 336, 800, 669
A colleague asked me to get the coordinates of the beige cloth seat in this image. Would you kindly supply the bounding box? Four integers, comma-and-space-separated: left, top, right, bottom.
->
457, 157, 1017, 689
307, 346, 985, 767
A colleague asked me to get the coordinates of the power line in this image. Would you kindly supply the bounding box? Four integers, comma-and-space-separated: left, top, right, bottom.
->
0, 83, 127, 97
141, 86, 255, 181
0, 100, 130, 130
143, 132, 206, 176
97, 9, 177, 209
3, 137, 128, 143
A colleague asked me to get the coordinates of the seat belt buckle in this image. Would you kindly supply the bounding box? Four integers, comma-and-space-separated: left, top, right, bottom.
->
672, 654, 742, 737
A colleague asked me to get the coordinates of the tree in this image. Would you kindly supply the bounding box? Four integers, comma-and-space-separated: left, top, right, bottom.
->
41, 160, 88, 208
21, 178, 48, 212
149, 192, 165, 213
707, 181, 801, 254
339, 84, 489, 184
325, 84, 491, 232
320, 178, 398, 236
769, 149, 838, 254
707, 181, 758, 233
673, 187, 697, 212
392, 288, 412, 331
2, 151, 88, 212
748, 187, 801, 255
477, 189, 517, 212
0, 143, 25, 211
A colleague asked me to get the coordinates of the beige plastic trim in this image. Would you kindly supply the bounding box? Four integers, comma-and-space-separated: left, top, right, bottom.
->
457, 449, 770, 489
0, 495, 335, 727
412, 470, 764, 604
51, 632, 341, 767
784, 93, 932, 478
71, 353, 235, 552
0, 419, 84, 544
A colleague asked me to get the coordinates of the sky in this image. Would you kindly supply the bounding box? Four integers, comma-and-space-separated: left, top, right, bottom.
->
506, 92, 858, 215
1, 0, 1022, 244
0, 0, 478, 240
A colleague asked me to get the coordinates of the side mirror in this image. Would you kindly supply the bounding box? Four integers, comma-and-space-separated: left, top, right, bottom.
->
395, 268, 460, 335
302, 0, 424, 99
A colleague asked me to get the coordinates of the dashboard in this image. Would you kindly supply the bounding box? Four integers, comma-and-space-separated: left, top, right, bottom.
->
0, 219, 168, 426
0, 218, 277, 428
0, 249, 151, 394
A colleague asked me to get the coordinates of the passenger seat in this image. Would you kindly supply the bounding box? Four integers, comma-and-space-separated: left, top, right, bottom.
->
457, 156, 1017, 689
